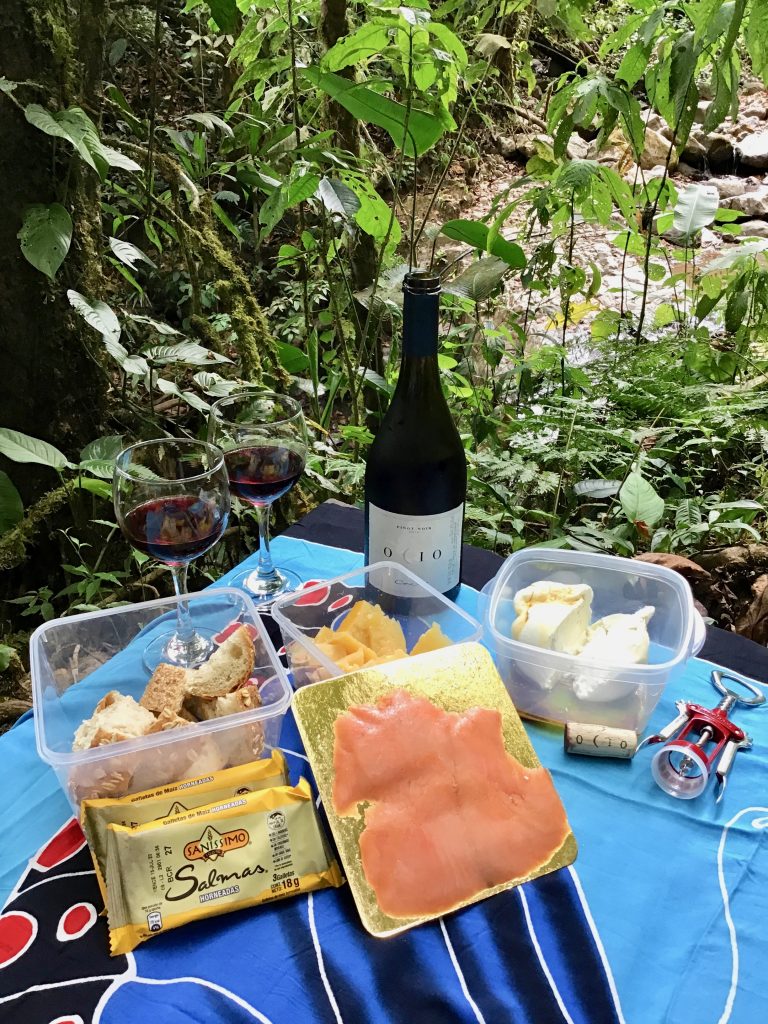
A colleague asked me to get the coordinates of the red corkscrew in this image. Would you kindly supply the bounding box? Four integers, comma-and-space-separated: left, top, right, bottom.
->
637, 671, 765, 802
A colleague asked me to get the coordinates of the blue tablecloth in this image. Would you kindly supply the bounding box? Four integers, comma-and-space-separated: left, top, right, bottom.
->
1, 519, 767, 1024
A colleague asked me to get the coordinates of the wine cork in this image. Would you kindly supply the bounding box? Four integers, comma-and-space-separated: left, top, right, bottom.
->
564, 722, 638, 759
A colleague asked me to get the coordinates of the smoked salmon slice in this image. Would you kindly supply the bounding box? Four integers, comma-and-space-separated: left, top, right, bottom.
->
332, 689, 570, 919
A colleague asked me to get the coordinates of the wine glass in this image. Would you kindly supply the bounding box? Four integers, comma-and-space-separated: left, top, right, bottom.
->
113, 438, 230, 669
208, 390, 308, 606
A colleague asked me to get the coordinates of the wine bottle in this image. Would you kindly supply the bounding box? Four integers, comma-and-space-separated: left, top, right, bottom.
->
364, 270, 467, 600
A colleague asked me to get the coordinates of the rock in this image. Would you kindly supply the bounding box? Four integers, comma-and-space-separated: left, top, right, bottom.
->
735, 573, 768, 645
645, 111, 673, 140
706, 134, 736, 171
566, 135, 590, 161
722, 185, 768, 217
640, 127, 676, 170
694, 99, 711, 124
661, 225, 703, 247
736, 219, 768, 237
742, 79, 766, 96
697, 78, 716, 101
737, 130, 768, 167
634, 552, 713, 582
742, 96, 768, 120
680, 134, 708, 168
676, 161, 704, 178
732, 117, 762, 141
710, 176, 748, 199
496, 134, 518, 158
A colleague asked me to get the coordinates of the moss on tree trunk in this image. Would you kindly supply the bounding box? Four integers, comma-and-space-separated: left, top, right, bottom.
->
0, 0, 107, 500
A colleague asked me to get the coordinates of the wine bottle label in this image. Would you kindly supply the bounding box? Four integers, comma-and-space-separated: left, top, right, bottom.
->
367, 502, 463, 596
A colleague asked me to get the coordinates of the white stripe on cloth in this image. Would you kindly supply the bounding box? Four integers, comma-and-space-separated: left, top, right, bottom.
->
716, 806, 768, 1024
440, 917, 487, 1024
308, 891, 344, 1024
567, 866, 627, 1024
517, 885, 576, 1024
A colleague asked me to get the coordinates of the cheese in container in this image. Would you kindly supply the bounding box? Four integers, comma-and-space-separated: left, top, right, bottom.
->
481, 549, 706, 732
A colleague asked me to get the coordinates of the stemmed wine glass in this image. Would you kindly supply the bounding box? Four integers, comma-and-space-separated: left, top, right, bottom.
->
208, 390, 308, 606
113, 438, 230, 669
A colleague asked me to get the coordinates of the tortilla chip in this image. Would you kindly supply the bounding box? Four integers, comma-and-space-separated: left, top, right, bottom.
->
411, 622, 452, 656
338, 601, 407, 657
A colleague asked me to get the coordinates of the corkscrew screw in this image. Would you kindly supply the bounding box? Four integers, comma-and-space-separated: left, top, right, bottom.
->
637, 671, 765, 802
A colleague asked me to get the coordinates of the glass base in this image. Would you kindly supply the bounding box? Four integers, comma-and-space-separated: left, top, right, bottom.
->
142, 626, 218, 673
229, 565, 302, 608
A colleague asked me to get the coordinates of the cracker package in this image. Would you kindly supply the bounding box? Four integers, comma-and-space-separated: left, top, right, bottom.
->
82, 750, 289, 903
105, 777, 344, 955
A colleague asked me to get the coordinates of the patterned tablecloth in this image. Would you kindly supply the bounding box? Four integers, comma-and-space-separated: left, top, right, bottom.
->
1, 501, 766, 1024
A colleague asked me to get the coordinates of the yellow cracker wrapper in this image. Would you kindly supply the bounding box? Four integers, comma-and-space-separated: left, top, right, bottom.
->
82, 750, 289, 904
105, 777, 344, 955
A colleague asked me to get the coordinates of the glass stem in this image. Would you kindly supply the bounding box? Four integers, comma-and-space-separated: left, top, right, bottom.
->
255, 504, 277, 579
170, 562, 195, 645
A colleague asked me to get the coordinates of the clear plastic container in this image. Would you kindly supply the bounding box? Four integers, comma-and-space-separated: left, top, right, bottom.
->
30, 587, 291, 813
271, 561, 483, 688
482, 549, 706, 731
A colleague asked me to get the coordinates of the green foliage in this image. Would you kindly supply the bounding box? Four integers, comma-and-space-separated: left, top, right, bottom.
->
303, 69, 449, 157
18, 204, 72, 279
5, 0, 768, 644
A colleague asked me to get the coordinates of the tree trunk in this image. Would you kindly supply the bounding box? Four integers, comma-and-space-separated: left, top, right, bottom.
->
0, 0, 107, 500
319, 0, 359, 157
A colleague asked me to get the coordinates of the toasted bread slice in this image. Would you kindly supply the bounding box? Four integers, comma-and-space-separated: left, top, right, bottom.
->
140, 663, 188, 716
72, 691, 156, 751
185, 682, 262, 722
183, 625, 255, 699
146, 708, 193, 733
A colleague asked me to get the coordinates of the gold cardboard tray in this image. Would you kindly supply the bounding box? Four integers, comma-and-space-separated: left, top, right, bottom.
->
292, 641, 577, 937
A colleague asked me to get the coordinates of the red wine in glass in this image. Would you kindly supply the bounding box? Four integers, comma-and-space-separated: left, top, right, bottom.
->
123, 495, 227, 565
208, 391, 308, 605
225, 445, 305, 506
113, 438, 230, 669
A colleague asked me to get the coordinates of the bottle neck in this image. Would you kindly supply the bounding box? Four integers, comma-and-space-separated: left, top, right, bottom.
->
402, 289, 439, 358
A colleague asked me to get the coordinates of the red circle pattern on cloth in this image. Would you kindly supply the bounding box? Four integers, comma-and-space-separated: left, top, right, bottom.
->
0, 911, 37, 969
293, 580, 330, 606
56, 903, 97, 943
32, 819, 85, 872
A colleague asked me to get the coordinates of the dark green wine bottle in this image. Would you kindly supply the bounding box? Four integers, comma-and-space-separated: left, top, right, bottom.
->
364, 270, 467, 600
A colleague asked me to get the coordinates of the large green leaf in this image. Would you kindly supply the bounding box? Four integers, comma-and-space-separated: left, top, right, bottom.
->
746, 0, 768, 81
0, 428, 70, 470
109, 237, 156, 271
193, 371, 240, 397
443, 257, 509, 301
672, 184, 719, 237
25, 104, 108, 179
277, 341, 310, 375
67, 290, 121, 344
303, 68, 447, 157
208, 0, 239, 33
0, 471, 23, 535
143, 342, 232, 365
75, 477, 112, 500
68, 291, 150, 374
441, 220, 525, 268
316, 177, 361, 219
323, 22, 391, 71
17, 203, 72, 279
185, 112, 234, 137
154, 378, 211, 414
620, 471, 665, 527
475, 33, 511, 58
80, 434, 125, 464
